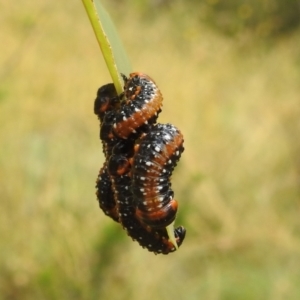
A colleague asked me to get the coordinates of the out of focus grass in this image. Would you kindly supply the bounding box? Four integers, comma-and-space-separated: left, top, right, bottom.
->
1, 1, 300, 299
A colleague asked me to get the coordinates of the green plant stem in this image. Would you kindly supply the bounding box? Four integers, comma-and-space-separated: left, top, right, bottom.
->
81, 0, 124, 94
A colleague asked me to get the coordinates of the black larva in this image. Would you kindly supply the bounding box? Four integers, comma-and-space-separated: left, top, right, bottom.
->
131, 123, 184, 229
94, 74, 186, 254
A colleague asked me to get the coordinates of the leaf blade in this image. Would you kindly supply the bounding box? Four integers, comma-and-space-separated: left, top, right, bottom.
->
82, 0, 132, 94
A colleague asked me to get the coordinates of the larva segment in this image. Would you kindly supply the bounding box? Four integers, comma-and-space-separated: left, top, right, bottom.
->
95, 163, 119, 222
108, 151, 185, 254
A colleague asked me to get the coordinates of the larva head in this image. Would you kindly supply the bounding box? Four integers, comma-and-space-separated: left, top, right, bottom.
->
161, 225, 186, 254
174, 226, 186, 248
94, 83, 119, 121
100, 111, 116, 142
108, 154, 131, 176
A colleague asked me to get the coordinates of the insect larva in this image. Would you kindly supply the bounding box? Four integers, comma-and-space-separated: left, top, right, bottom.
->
108, 151, 186, 254
94, 83, 120, 222
131, 123, 184, 229
112, 73, 163, 139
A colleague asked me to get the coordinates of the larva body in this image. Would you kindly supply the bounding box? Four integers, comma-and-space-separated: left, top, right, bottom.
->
94, 84, 120, 222
131, 123, 184, 228
96, 164, 119, 222
108, 152, 186, 254
112, 73, 163, 139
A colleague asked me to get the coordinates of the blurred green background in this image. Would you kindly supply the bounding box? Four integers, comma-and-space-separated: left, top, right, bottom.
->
1, 0, 300, 299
